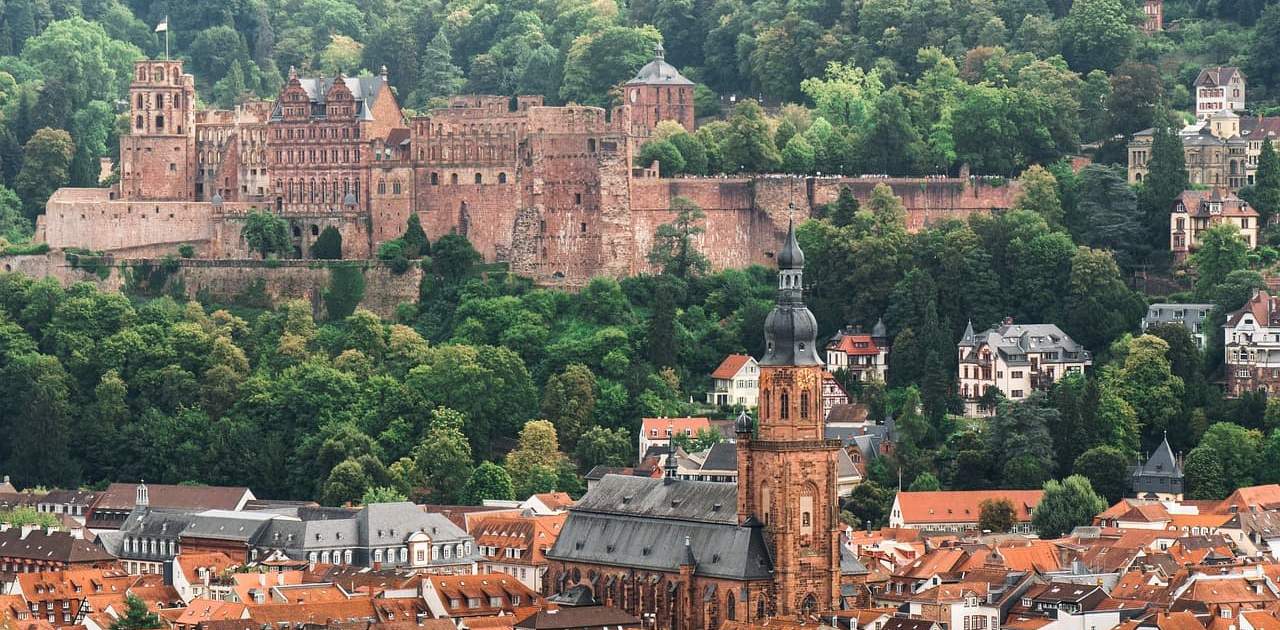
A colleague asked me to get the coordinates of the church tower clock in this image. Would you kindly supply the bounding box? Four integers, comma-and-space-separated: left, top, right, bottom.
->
736, 219, 842, 617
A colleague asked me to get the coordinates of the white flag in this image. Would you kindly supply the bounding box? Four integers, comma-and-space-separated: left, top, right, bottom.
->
155, 17, 168, 33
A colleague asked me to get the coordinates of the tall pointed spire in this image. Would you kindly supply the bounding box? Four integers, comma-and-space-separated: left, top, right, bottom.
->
960, 319, 976, 345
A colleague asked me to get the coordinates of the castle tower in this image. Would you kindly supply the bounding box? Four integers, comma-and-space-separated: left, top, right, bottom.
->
736, 220, 842, 617
623, 43, 695, 137
119, 59, 196, 200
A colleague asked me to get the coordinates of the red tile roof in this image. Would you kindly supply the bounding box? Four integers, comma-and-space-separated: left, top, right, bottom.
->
639, 417, 711, 436
895, 490, 1043, 525
830, 334, 883, 356
711, 354, 754, 379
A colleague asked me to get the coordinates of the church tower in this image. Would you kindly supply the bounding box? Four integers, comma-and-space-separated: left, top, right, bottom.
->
736, 220, 842, 617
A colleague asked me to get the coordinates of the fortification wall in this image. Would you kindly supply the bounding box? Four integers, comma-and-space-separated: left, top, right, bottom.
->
163, 260, 420, 318
811, 176, 1020, 230
0, 254, 124, 291
42, 188, 256, 253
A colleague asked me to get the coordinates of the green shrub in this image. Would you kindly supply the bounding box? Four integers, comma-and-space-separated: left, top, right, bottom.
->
178, 244, 195, 258
311, 226, 343, 259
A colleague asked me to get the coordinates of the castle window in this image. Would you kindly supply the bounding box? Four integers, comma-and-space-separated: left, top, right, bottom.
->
136, 115, 144, 130
780, 392, 789, 419
575, 193, 582, 205
156, 114, 165, 130
378, 180, 386, 194
393, 181, 402, 195
580, 222, 587, 233
156, 94, 164, 109
498, 172, 507, 184
475, 173, 483, 184
431, 173, 439, 185
762, 389, 770, 417
451, 173, 459, 185
136, 94, 143, 109
800, 391, 809, 419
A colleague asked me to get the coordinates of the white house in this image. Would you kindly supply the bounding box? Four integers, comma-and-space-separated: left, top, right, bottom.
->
706, 354, 759, 407
1195, 66, 1246, 119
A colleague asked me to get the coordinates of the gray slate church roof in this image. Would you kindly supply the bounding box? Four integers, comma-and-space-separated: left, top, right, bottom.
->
547, 475, 773, 581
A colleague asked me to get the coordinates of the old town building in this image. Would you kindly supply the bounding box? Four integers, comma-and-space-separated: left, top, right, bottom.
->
707, 355, 760, 408
1195, 67, 1246, 119
0, 525, 115, 574
888, 490, 1044, 533
1129, 111, 1280, 192
1224, 289, 1280, 396
1170, 188, 1258, 259
545, 222, 861, 628
469, 514, 566, 592
957, 320, 1091, 415
824, 320, 891, 384
1142, 303, 1215, 350
104, 499, 479, 575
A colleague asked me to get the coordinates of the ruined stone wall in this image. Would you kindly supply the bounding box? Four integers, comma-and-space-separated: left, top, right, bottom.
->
42, 188, 257, 253
810, 176, 1021, 231
369, 162, 418, 245
164, 260, 419, 318
628, 177, 771, 274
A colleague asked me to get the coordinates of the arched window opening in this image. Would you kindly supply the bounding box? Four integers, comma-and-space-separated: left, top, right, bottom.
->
780, 392, 789, 420
799, 391, 810, 419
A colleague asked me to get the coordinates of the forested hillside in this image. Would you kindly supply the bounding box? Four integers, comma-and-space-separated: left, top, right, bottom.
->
0, 0, 1277, 240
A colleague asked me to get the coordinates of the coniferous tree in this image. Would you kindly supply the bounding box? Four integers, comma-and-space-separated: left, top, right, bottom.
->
408, 30, 463, 109
1250, 140, 1280, 226
1140, 122, 1189, 249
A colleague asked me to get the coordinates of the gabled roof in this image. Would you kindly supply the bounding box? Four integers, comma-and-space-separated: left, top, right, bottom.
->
828, 332, 884, 356
895, 490, 1044, 525
1196, 67, 1244, 88
548, 476, 772, 580
90, 483, 252, 514
271, 74, 388, 122
710, 354, 755, 379
513, 606, 639, 629
0, 527, 113, 563
640, 417, 711, 437
1216, 484, 1280, 513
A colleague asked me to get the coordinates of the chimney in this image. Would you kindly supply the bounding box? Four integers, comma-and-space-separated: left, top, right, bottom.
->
258, 573, 266, 587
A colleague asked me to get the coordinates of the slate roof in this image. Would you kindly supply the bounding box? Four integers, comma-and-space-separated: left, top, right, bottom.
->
958, 322, 1090, 365
1145, 304, 1214, 327
514, 606, 640, 629
271, 75, 387, 122
1131, 436, 1183, 494
548, 475, 773, 581
0, 527, 113, 563
698, 442, 737, 472
625, 45, 694, 87
1196, 67, 1243, 88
